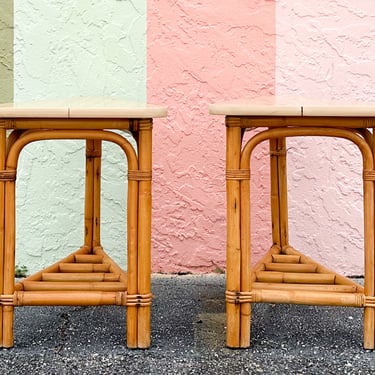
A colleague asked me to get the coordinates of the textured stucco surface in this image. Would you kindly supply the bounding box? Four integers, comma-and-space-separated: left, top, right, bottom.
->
9, 0, 369, 276
0, 0, 13, 103
148, 0, 275, 272
276, 0, 375, 275
13, 0, 146, 272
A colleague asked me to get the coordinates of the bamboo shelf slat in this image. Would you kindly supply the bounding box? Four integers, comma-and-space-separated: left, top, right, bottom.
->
59, 263, 110, 273
22, 281, 127, 292
14, 291, 126, 306
271, 254, 301, 263
264, 263, 317, 273
41, 272, 121, 282
74, 254, 103, 263
253, 282, 359, 293
252, 289, 364, 307
256, 271, 336, 284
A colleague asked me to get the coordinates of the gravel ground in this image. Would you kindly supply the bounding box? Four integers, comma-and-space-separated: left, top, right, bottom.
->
0, 274, 374, 374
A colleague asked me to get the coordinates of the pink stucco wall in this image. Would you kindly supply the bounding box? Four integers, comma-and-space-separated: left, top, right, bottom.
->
148, 1, 371, 276
276, 0, 375, 275
148, 1, 275, 272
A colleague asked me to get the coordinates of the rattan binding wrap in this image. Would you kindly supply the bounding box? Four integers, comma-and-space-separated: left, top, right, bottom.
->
226, 169, 250, 180
0, 170, 16, 181
128, 170, 152, 181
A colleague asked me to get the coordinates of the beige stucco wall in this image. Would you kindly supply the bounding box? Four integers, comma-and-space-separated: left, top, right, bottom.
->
0, 0, 13, 103
13, 0, 146, 273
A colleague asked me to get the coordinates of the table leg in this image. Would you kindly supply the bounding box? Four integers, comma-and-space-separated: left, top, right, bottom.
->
363, 140, 375, 349
127, 173, 138, 347
135, 119, 153, 348
225, 118, 242, 348
84, 140, 94, 248
2, 162, 16, 348
0, 127, 6, 346
270, 137, 288, 248
240, 138, 251, 348
84, 139, 102, 250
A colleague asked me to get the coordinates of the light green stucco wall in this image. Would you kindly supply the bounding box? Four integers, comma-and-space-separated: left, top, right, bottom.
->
0, 0, 13, 103
13, 0, 147, 273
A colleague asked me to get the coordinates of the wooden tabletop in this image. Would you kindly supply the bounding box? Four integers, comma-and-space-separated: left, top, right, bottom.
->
0, 97, 168, 119
209, 97, 375, 117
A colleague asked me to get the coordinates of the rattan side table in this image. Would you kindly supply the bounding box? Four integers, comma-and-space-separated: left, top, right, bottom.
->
209, 98, 375, 349
0, 97, 167, 349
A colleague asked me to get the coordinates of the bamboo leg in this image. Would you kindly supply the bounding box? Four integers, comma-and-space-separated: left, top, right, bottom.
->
126, 176, 138, 348
92, 140, 102, 248
364, 157, 375, 349
270, 139, 281, 246
240, 171, 251, 347
85, 140, 102, 249
2, 178, 16, 348
0, 128, 6, 347
84, 140, 94, 248
136, 119, 153, 348
277, 138, 288, 247
270, 137, 288, 247
226, 117, 242, 348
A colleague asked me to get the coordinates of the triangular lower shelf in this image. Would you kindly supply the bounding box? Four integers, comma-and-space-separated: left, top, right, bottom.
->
252, 244, 363, 294
14, 245, 128, 306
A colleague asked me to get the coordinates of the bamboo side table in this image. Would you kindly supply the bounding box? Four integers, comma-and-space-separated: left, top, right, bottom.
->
209, 99, 375, 349
0, 97, 167, 349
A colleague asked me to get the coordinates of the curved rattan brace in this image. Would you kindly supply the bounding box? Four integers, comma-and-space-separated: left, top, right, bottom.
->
128, 170, 152, 181
225, 290, 253, 304
0, 294, 14, 306
363, 170, 375, 181
0, 170, 16, 181
126, 293, 153, 307
226, 169, 250, 181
